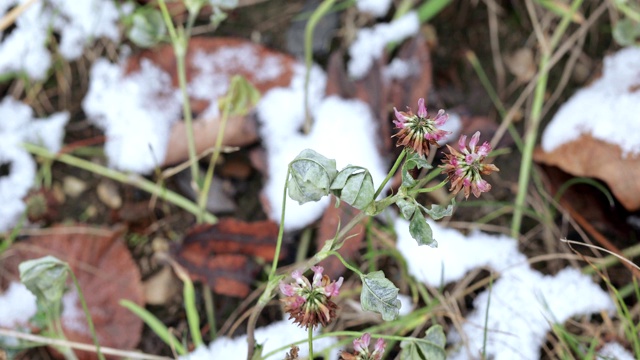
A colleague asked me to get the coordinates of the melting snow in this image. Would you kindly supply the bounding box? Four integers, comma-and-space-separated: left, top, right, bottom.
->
348, 11, 420, 79
598, 342, 635, 360
395, 218, 615, 359
0, 0, 126, 79
82, 58, 182, 173
0, 282, 37, 328
180, 320, 339, 360
0, 96, 68, 232
356, 0, 393, 17
541, 47, 640, 157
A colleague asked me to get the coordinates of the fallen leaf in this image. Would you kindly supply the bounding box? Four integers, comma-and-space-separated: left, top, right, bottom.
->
534, 135, 640, 211
124, 37, 298, 166
170, 218, 284, 297
0, 225, 144, 360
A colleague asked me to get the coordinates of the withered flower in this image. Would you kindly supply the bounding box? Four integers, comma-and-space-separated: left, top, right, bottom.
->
340, 333, 386, 360
279, 266, 343, 329
392, 98, 450, 157
440, 131, 499, 199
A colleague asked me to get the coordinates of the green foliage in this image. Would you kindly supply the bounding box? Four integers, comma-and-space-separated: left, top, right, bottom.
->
120, 300, 187, 355
331, 166, 375, 210
127, 7, 166, 48
218, 75, 261, 116
399, 325, 447, 360
613, 18, 640, 46
288, 149, 338, 204
409, 213, 435, 247
360, 271, 401, 321
19, 256, 68, 312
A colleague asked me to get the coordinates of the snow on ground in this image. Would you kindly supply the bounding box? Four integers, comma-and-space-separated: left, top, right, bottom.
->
82, 58, 182, 173
597, 342, 636, 360
0, 97, 69, 232
180, 319, 339, 360
356, 0, 393, 17
0, 282, 37, 328
348, 11, 420, 79
0, 0, 127, 79
257, 64, 388, 231
541, 47, 640, 157
395, 218, 616, 360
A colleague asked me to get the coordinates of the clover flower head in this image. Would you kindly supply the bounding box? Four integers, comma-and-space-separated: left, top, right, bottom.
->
440, 131, 499, 199
279, 266, 343, 329
392, 98, 450, 157
340, 333, 386, 360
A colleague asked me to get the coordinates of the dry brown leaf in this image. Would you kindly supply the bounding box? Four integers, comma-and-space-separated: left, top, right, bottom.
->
534, 135, 640, 211
0, 225, 144, 360
125, 37, 298, 166
170, 218, 284, 297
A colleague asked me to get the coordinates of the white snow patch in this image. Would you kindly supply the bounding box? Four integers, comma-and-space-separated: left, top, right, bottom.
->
82, 58, 182, 173
383, 58, 418, 81
0, 0, 127, 79
188, 44, 284, 119
598, 342, 635, 360
541, 47, 640, 157
394, 218, 615, 360
180, 320, 339, 360
0, 282, 37, 328
61, 288, 88, 334
448, 267, 615, 360
439, 112, 462, 145
356, 0, 393, 17
0, 96, 68, 232
348, 11, 420, 79
257, 64, 388, 231
396, 218, 526, 286
397, 293, 414, 316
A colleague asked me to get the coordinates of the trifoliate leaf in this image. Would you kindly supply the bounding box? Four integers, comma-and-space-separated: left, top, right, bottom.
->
330, 166, 375, 210
401, 165, 416, 187
127, 8, 166, 48
422, 201, 454, 220
19, 256, 68, 311
288, 149, 338, 204
409, 213, 436, 247
399, 325, 446, 360
360, 271, 401, 321
396, 198, 417, 220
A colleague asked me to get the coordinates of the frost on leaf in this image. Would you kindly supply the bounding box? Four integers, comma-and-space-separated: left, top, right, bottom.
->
287, 149, 338, 204
330, 166, 375, 210
360, 271, 401, 321
399, 325, 446, 360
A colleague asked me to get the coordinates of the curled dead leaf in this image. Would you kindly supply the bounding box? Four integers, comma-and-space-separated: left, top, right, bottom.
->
534, 135, 640, 211
0, 225, 144, 360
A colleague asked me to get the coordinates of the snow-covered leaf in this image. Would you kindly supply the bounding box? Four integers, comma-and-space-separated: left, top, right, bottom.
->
422, 202, 454, 220
409, 213, 435, 247
396, 197, 417, 220
287, 149, 338, 204
330, 166, 375, 210
360, 271, 400, 321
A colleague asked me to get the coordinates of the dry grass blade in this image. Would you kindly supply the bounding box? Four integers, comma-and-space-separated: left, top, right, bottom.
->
0, 0, 37, 31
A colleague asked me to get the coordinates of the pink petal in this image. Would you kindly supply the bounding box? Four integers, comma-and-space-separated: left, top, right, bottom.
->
279, 282, 296, 296
354, 333, 371, 352
458, 134, 467, 152
469, 131, 481, 152
394, 107, 408, 122
325, 277, 344, 297
478, 141, 491, 156
374, 338, 386, 353
311, 266, 324, 286
476, 179, 491, 192
433, 109, 448, 126
417, 98, 428, 118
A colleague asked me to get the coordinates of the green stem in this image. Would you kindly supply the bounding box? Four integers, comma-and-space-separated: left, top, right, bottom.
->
23, 143, 216, 223
203, 286, 217, 341
68, 267, 105, 360
302, 0, 337, 134
511, 0, 583, 239
413, 179, 448, 194
374, 149, 406, 198
308, 326, 314, 359
198, 91, 232, 222
329, 251, 362, 276
157, 0, 199, 189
